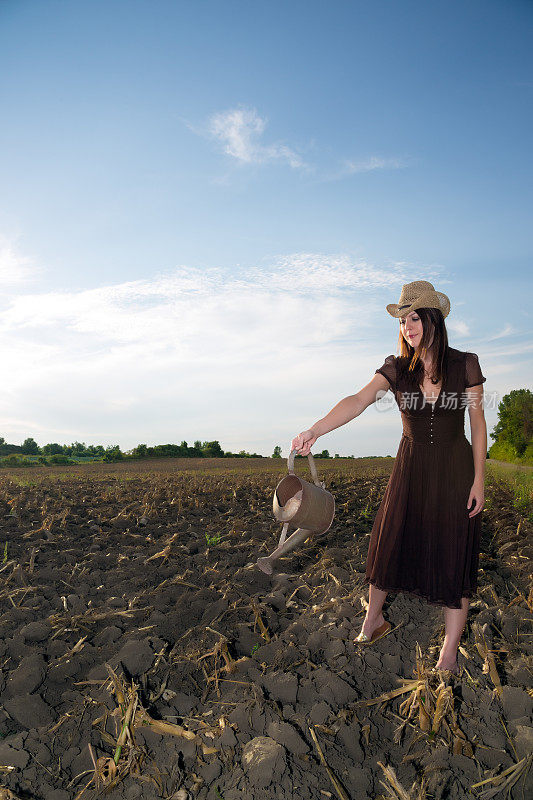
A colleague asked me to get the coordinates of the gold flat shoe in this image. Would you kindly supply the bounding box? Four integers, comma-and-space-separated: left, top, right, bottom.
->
354, 620, 391, 646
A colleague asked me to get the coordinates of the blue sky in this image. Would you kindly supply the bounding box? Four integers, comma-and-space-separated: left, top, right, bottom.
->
0, 0, 531, 456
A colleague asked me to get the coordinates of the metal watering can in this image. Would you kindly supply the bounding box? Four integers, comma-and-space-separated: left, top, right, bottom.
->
256, 450, 335, 575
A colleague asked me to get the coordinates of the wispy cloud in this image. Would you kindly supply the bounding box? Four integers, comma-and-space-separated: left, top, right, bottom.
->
317, 155, 412, 182
2, 254, 518, 453
446, 319, 471, 337
485, 323, 516, 340
206, 107, 308, 169
191, 106, 409, 181
1, 257, 409, 354
343, 156, 410, 174
0, 255, 430, 449
0, 235, 41, 287
247, 254, 410, 293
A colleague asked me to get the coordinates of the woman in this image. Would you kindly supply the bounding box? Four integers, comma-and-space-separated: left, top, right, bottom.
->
291, 280, 487, 675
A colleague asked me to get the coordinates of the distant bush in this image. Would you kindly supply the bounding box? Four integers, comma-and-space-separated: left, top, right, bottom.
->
521, 443, 533, 466
0, 454, 23, 467
49, 454, 73, 465
488, 440, 533, 466
315, 449, 330, 458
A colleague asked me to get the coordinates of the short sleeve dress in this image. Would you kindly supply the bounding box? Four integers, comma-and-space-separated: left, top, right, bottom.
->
365, 346, 486, 609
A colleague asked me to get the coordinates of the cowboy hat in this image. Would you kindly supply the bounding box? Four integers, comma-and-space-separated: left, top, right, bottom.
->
386, 280, 451, 319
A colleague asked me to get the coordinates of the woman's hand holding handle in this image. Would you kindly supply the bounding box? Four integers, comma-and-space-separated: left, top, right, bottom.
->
291, 429, 318, 457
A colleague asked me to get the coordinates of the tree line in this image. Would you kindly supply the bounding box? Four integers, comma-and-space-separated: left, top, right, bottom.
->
0, 438, 263, 466
1, 388, 530, 467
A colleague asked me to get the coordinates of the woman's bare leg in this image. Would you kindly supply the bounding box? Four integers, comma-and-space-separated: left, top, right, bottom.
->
358, 583, 388, 637
435, 596, 469, 670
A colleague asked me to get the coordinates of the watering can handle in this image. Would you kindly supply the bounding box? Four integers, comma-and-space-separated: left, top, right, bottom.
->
288, 449, 323, 488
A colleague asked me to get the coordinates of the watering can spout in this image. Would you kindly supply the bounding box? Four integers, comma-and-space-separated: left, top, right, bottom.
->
257, 527, 312, 575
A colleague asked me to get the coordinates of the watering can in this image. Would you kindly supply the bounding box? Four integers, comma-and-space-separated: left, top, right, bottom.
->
256, 450, 335, 576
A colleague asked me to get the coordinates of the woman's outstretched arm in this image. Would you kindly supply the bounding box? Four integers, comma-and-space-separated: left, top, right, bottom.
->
291, 372, 390, 455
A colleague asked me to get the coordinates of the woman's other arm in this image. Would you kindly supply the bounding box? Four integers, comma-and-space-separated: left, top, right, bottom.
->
291, 372, 391, 456
466, 384, 487, 516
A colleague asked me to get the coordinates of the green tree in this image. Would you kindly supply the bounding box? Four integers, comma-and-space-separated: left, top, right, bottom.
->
102, 445, 124, 462
491, 389, 533, 457
21, 437, 40, 455
132, 444, 148, 458
70, 441, 88, 457
87, 444, 105, 457
272, 445, 282, 458
42, 443, 64, 455
201, 440, 224, 457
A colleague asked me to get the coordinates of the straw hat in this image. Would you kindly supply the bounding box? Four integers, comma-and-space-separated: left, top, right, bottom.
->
386, 280, 450, 319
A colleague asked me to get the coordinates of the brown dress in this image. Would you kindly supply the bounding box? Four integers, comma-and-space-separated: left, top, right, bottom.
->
364, 346, 486, 609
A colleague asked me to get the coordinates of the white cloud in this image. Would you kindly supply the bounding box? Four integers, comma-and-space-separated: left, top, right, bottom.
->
343, 156, 409, 174
209, 107, 265, 163
0, 255, 422, 450
485, 324, 516, 340
1, 257, 406, 360
479, 342, 533, 359
0, 235, 41, 286
446, 319, 470, 337
207, 107, 307, 169
191, 106, 411, 182
316, 155, 412, 182
247, 254, 410, 294
1, 255, 519, 455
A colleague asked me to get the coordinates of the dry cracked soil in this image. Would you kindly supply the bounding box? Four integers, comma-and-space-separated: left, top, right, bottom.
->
0, 457, 531, 800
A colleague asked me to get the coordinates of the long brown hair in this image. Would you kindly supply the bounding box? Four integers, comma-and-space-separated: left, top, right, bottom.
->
396, 307, 449, 388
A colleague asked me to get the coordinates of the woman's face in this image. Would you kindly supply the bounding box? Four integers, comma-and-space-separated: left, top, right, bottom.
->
399, 311, 425, 347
